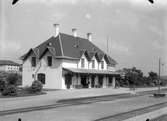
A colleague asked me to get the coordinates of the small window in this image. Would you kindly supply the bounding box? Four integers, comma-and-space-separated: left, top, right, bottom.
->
92, 60, 95, 69
47, 56, 52, 67
31, 57, 36, 67
81, 58, 85, 68
32, 74, 35, 78
101, 61, 104, 69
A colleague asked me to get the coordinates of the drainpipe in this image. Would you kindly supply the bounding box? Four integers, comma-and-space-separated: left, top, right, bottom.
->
34, 61, 41, 81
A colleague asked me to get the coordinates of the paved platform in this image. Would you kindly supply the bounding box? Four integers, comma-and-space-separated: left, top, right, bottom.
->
0, 87, 166, 113
1, 92, 167, 121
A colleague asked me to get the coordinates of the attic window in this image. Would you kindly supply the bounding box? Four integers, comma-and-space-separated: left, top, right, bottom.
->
92, 60, 95, 69
47, 56, 52, 67
101, 61, 104, 69
31, 57, 36, 67
47, 42, 52, 46
92, 47, 96, 51
81, 58, 85, 68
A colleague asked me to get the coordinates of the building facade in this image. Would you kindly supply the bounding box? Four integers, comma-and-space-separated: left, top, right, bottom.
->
21, 24, 119, 89
0, 60, 20, 73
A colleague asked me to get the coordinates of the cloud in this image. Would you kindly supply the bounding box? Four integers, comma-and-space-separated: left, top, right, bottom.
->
152, 39, 165, 50
0, 41, 21, 52
110, 40, 131, 55
85, 13, 92, 20
50, 13, 65, 22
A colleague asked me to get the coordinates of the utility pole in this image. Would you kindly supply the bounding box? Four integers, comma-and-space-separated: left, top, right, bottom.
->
158, 57, 161, 93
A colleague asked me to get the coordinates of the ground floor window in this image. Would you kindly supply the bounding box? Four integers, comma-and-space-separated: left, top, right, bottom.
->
37, 73, 45, 84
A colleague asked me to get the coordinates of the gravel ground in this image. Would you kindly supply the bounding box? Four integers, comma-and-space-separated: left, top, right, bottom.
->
151, 114, 167, 121
1, 94, 167, 121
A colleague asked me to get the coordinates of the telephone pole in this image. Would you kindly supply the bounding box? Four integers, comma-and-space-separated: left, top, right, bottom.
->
158, 57, 161, 93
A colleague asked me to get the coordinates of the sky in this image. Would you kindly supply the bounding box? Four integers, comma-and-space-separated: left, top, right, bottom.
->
0, 0, 167, 75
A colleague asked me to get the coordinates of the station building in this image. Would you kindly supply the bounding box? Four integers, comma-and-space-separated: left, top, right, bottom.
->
21, 24, 119, 89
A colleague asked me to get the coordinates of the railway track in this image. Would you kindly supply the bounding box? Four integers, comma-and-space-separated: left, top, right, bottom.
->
0, 89, 166, 116
94, 101, 167, 121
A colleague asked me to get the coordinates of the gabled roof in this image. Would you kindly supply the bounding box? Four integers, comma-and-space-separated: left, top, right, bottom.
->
21, 33, 117, 65
0, 60, 20, 66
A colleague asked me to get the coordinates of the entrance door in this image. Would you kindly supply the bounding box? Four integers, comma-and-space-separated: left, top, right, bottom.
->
98, 76, 103, 88
65, 74, 72, 89
91, 76, 95, 88
37, 73, 45, 84
81, 76, 88, 88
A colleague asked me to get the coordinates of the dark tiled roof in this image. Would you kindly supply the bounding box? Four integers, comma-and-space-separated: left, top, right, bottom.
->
21, 33, 117, 65
0, 60, 20, 66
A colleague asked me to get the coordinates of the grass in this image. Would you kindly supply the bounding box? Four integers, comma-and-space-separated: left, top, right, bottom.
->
0, 87, 46, 98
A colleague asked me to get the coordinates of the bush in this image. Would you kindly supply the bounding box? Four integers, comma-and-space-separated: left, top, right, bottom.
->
2, 85, 17, 96
6, 73, 18, 86
0, 80, 6, 92
30, 80, 43, 93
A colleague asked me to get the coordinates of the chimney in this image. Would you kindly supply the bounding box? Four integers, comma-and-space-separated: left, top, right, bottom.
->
87, 33, 92, 42
53, 24, 60, 37
72, 28, 77, 37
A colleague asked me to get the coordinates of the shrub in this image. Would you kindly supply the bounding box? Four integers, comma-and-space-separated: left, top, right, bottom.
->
2, 85, 17, 96
0, 80, 6, 92
6, 73, 18, 86
30, 80, 43, 93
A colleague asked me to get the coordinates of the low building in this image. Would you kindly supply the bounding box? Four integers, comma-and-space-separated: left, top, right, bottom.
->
0, 60, 21, 73
21, 24, 120, 89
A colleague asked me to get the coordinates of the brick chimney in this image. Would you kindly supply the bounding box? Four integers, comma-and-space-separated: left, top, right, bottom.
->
72, 28, 77, 37
53, 24, 60, 37
87, 33, 92, 42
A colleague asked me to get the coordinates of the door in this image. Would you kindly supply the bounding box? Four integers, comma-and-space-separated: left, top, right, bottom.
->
37, 73, 45, 84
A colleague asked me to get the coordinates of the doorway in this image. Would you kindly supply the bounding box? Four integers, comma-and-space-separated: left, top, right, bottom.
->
37, 73, 45, 84
81, 76, 88, 88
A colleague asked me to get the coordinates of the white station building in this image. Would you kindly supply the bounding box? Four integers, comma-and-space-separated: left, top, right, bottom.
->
21, 24, 119, 89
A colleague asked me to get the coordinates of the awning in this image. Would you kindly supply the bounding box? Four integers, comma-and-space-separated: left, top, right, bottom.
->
63, 68, 120, 75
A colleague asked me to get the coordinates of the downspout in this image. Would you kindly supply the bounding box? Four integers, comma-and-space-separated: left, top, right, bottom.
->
34, 61, 41, 81
34, 48, 41, 81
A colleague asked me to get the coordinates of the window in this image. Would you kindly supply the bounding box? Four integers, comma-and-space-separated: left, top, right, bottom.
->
81, 58, 85, 68
31, 57, 36, 67
92, 60, 95, 69
101, 61, 104, 69
47, 56, 52, 67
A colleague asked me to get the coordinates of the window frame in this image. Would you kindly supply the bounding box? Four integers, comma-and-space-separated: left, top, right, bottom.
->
31, 57, 36, 67
92, 60, 95, 69
81, 58, 85, 68
101, 61, 104, 69
47, 56, 52, 67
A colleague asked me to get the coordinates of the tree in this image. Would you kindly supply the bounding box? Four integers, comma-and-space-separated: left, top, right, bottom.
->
148, 71, 158, 86
6, 73, 19, 86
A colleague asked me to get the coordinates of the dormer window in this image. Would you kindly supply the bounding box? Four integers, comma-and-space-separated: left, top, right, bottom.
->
47, 56, 52, 67
101, 61, 104, 69
81, 58, 85, 68
31, 57, 36, 67
92, 60, 95, 69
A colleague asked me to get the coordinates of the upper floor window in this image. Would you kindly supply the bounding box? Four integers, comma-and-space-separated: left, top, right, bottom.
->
31, 57, 36, 67
101, 61, 104, 69
92, 60, 95, 69
47, 56, 52, 67
81, 58, 85, 68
